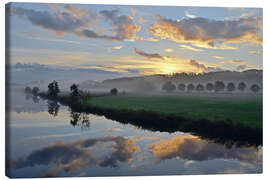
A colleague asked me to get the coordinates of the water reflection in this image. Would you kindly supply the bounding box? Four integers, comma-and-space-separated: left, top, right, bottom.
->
147, 136, 262, 164
7, 136, 141, 177
47, 100, 60, 117
6, 134, 261, 177
69, 110, 90, 130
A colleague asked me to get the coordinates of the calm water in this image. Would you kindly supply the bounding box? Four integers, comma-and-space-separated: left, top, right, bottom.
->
6, 87, 262, 178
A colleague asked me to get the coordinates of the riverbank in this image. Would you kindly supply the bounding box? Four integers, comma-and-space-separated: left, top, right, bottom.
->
38, 91, 262, 146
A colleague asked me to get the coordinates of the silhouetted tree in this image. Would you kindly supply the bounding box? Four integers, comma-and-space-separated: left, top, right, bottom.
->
227, 82, 235, 92
110, 88, 118, 95
178, 83, 186, 91
25, 86, 32, 93
48, 80, 60, 97
214, 81, 225, 92
70, 84, 79, 99
162, 81, 176, 92
32, 86, 40, 95
238, 82, 246, 91
206, 83, 214, 92
187, 84, 195, 91
250, 84, 260, 93
47, 100, 60, 117
196, 84, 204, 91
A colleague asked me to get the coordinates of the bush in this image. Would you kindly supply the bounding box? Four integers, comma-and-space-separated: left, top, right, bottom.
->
162, 81, 176, 92
187, 84, 195, 91
196, 84, 204, 91
178, 83, 186, 91
214, 81, 225, 92
227, 82, 235, 92
238, 82, 246, 91
206, 83, 214, 91
110, 88, 118, 95
250, 84, 260, 93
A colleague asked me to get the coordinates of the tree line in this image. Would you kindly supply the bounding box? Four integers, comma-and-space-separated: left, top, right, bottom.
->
162, 81, 261, 93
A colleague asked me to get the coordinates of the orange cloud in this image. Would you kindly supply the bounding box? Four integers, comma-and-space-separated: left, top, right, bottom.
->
148, 16, 262, 48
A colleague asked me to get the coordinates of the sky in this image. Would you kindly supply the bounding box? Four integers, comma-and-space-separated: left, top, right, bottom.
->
6, 2, 263, 79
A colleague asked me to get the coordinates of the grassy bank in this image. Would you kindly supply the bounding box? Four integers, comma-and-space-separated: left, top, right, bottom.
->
87, 93, 262, 128
38, 91, 262, 146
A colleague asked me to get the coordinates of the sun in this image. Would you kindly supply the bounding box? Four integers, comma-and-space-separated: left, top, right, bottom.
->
161, 63, 178, 75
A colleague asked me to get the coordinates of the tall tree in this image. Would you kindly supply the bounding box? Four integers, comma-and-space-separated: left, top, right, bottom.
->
70, 84, 79, 99
48, 80, 60, 97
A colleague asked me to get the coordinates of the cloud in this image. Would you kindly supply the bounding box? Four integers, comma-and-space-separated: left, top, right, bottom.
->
99, 10, 141, 41
8, 136, 140, 173
188, 59, 223, 72
138, 16, 148, 24
213, 56, 225, 59
236, 64, 248, 70
165, 49, 174, 53
179, 44, 204, 52
147, 136, 262, 163
133, 47, 167, 60
136, 37, 160, 42
148, 16, 262, 48
185, 11, 196, 18
130, 8, 136, 16
8, 6, 140, 41
220, 59, 245, 65
108, 46, 123, 50
8, 6, 91, 36
249, 49, 262, 55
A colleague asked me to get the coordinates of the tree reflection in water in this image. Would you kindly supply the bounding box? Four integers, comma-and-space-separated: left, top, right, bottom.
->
69, 109, 90, 130
47, 100, 60, 117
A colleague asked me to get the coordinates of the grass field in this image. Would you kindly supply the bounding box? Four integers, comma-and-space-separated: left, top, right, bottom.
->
88, 93, 262, 128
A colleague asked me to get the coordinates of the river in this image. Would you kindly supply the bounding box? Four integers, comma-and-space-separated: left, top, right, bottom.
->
5, 86, 262, 178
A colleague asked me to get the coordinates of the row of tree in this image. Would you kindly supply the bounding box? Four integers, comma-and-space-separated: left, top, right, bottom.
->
162, 81, 261, 93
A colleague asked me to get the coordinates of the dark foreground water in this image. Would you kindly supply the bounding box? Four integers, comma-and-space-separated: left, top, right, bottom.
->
6, 87, 262, 178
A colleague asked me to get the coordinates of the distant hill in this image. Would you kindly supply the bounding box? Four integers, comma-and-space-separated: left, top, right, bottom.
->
79, 69, 262, 93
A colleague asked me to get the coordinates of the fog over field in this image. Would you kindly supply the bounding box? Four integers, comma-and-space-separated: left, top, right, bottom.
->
6, 62, 262, 95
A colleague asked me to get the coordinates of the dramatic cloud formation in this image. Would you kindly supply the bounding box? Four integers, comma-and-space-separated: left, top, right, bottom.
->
147, 136, 262, 163
8, 6, 141, 41
8, 5, 92, 36
133, 47, 167, 60
148, 16, 262, 48
8, 136, 140, 175
188, 59, 223, 72
99, 10, 141, 41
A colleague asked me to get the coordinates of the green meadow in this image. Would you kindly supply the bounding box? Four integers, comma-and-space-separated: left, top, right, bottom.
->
87, 93, 262, 128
